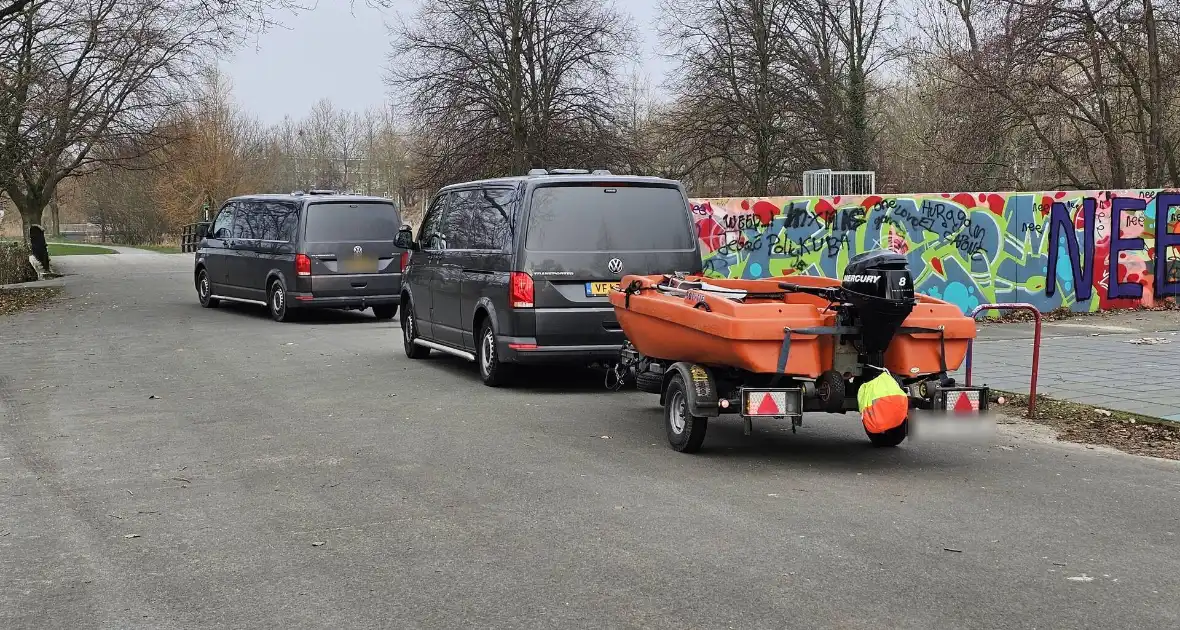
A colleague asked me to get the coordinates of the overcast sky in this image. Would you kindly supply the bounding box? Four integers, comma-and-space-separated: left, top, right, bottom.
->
220, 0, 669, 125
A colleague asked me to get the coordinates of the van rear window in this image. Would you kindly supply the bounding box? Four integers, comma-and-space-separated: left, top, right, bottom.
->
304, 201, 400, 242
523, 185, 694, 252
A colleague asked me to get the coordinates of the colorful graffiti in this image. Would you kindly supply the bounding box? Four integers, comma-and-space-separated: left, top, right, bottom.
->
688, 190, 1180, 314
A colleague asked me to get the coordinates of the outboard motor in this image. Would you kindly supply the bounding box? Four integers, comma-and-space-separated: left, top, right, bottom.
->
840, 249, 917, 356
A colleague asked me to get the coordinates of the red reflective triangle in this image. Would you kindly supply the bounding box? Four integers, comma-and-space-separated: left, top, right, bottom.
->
953, 392, 975, 413
756, 392, 781, 415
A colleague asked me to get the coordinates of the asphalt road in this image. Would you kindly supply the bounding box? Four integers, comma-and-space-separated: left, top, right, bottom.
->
2, 252, 1178, 630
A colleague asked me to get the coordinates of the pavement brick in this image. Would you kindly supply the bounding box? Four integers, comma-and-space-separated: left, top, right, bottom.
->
965, 319, 1180, 420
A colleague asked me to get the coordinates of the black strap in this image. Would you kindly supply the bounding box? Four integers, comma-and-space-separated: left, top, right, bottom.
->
622, 280, 646, 309
897, 326, 947, 373
770, 327, 792, 387
793, 325, 861, 336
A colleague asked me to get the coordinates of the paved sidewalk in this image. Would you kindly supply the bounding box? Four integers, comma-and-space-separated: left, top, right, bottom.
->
952, 311, 1180, 421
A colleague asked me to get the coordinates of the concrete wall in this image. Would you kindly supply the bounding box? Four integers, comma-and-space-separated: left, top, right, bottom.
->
688, 190, 1180, 314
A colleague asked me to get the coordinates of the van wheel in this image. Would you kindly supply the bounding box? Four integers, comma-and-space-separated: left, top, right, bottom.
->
372, 304, 397, 320
401, 301, 430, 359
269, 281, 294, 322
477, 320, 513, 387
867, 420, 908, 447
196, 268, 218, 308
665, 373, 707, 453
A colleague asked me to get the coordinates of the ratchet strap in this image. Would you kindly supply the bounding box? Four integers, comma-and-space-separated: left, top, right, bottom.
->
621, 279, 649, 309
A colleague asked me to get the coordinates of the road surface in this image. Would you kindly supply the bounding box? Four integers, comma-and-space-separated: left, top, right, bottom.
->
2, 253, 1178, 629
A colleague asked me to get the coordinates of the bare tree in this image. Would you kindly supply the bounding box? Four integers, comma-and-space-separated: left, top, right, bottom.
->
660, 0, 894, 196
387, 0, 638, 191
151, 66, 276, 226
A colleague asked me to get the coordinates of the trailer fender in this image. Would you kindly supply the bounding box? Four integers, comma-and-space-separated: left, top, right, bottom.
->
660, 362, 720, 418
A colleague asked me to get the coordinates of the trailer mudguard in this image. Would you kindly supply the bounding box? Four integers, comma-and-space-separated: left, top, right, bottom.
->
660, 362, 720, 418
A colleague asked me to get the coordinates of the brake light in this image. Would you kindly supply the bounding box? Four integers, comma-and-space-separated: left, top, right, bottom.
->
295, 253, 311, 276
510, 272, 534, 308
399, 251, 410, 273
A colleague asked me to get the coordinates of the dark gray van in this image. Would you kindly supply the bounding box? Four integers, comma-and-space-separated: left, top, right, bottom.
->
394, 169, 703, 386
194, 191, 405, 322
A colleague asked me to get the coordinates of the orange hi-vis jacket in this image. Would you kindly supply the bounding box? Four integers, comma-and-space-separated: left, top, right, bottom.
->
856, 371, 909, 434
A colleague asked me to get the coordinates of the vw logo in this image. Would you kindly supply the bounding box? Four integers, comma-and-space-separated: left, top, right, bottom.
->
607, 258, 623, 274
353, 245, 363, 256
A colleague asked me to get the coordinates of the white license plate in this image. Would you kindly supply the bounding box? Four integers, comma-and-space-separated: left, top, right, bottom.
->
340, 256, 377, 273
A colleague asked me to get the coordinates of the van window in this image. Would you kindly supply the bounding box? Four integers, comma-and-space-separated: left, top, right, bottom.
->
211, 203, 235, 239
451, 187, 514, 250
524, 184, 694, 252
304, 201, 400, 242
234, 201, 299, 241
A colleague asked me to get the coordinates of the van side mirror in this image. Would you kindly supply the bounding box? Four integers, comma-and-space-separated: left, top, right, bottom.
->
195, 222, 210, 239
395, 225, 418, 250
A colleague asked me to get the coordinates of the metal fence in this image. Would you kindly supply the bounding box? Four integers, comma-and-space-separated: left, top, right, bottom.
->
802, 170, 876, 196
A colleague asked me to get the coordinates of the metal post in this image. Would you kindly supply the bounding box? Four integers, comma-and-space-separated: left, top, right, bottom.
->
965, 303, 1043, 418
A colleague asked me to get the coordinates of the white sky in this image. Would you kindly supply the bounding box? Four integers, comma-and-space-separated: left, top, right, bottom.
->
219, 0, 669, 125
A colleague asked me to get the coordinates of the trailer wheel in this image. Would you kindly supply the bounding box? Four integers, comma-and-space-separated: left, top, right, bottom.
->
664, 373, 708, 453
867, 420, 908, 447
816, 370, 846, 412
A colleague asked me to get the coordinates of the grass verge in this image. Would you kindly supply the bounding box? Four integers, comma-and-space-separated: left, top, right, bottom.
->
0, 286, 63, 316
110, 243, 181, 253
990, 389, 1179, 460
48, 243, 117, 256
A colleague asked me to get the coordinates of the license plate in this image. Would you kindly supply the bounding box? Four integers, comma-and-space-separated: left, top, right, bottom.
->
340, 256, 377, 273
585, 281, 619, 297
741, 388, 803, 418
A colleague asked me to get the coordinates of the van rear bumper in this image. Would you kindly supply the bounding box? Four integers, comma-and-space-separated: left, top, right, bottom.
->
289, 293, 400, 309
497, 336, 622, 364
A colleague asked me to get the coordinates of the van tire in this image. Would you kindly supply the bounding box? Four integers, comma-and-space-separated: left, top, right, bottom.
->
269, 280, 294, 322
636, 370, 663, 394
477, 320, 512, 387
196, 268, 218, 308
372, 304, 397, 320
402, 300, 430, 359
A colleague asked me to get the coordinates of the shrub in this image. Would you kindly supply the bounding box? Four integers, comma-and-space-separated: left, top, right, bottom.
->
0, 241, 38, 285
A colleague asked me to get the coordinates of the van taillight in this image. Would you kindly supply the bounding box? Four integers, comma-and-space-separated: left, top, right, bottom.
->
510, 272, 534, 308
295, 254, 311, 276
399, 251, 410, 273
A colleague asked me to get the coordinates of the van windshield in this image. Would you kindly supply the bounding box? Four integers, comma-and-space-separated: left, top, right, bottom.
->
304, 201, 400, 242
524, 184, 694, 252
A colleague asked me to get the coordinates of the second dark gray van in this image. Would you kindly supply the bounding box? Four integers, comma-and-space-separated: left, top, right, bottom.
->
394, 169, 704, 386
194, 192, 405, 322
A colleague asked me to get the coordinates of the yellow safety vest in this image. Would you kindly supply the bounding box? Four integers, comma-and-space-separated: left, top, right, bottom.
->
857, 371, 909, 434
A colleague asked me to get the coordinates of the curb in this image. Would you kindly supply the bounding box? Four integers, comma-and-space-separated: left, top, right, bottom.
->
0, 276, 67, 291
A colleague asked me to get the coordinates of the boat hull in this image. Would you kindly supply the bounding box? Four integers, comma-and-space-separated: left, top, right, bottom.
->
610, 274, 975, 378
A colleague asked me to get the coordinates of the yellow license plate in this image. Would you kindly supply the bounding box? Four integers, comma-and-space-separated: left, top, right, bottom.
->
585, 282, 619, 297
340, 256, 377, 273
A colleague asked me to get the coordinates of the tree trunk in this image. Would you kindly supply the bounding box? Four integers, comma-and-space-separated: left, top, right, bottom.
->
18, 206, 40, 243
49, 190, 60, 236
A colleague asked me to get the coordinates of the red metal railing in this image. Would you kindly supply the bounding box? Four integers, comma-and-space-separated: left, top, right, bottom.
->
964, 303, 1043, 418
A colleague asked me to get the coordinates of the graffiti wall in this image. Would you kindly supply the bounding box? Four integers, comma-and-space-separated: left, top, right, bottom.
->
688, 190, 1180, 314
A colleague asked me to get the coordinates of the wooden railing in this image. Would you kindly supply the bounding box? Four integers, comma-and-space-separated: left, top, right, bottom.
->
181, 223, 207, 253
